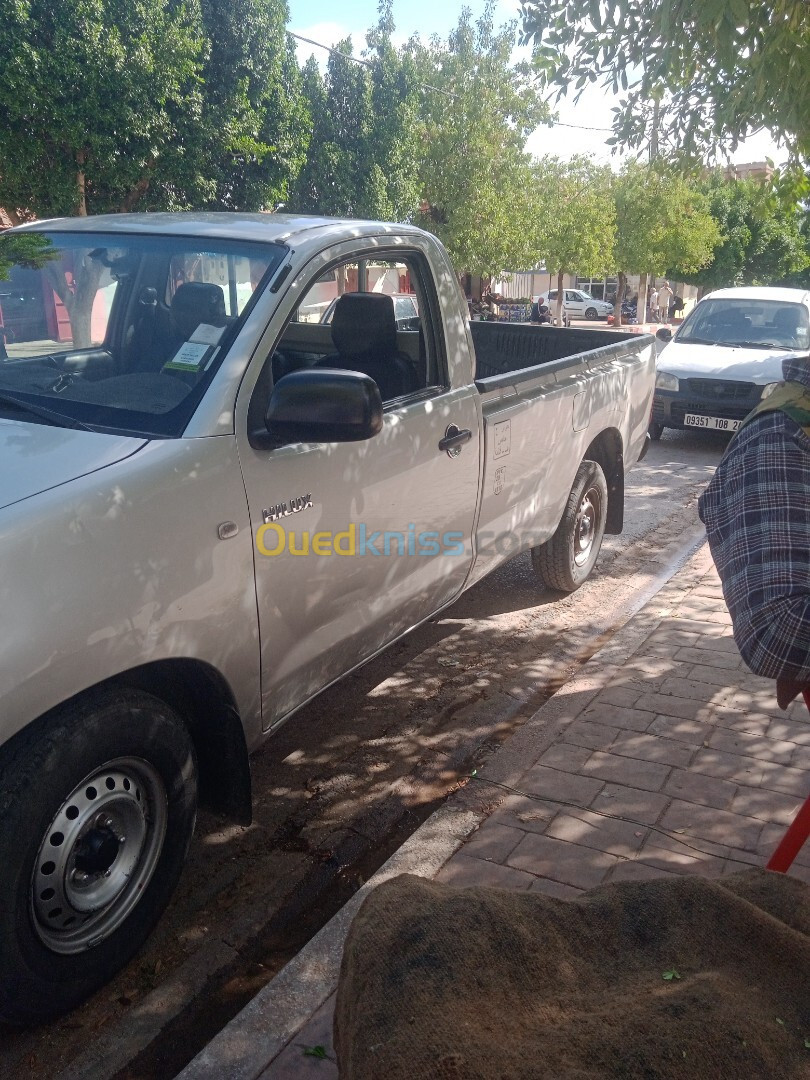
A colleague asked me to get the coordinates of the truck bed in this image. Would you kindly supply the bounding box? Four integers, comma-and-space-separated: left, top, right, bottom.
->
470, 321, 645, 390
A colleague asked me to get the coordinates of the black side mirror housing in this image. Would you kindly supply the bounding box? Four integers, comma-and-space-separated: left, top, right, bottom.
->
263, 368, 383, 445
656, 327, 673, 343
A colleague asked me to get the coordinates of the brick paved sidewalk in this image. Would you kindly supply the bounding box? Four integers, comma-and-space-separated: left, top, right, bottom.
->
437, 548, 810, 897
219, 544, 810, 1078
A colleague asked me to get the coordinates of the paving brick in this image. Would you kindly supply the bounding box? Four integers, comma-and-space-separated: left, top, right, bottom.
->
659, 800, 763, 850
693, 636, 740, 654
608, 731, 695, 769
668, 618, 729, 637
520, 764, 605, 807
560, 718, 619, 751
707, 727, 795, 765
689, 747, 765, 787
581, 750, 671, 791
608, 860, 679, 883
767, 716, 810, 746
580, 702, 655, 732
758, 760, 810, 799
589, 783, 671, 825
488, 794, 558, 835
458, 822, 524, 863
545, 809, 648, 858
536, 742, 594, 773
528, 877, 585, 899
595, 686, 644, 708
704, 706, 772, 736
672, 648, 740, 669
658, 676, 739, 704
790, 743, 810, 769
730, 787, 804, 827
436, 854, 536, 890
647, 629, 700, 648
664, 769, 737, 810
647, 714, 714, 746
635, 693, 703, 721
636, 836, 725, 877
506, 832, 618, 890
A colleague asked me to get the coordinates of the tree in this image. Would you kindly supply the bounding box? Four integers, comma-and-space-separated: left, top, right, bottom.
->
0, 0, 307, 220
406, 2, 551, 276
679, 174, 810, 291
612, 162, 719, 324
289, 3, 421, 221
521, 1, 810, 161
531, 157, 615, 324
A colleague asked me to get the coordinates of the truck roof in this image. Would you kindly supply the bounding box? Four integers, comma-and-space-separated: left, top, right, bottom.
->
9, 211, 423, 247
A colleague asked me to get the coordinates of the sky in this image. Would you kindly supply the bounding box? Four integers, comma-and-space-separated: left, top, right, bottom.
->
287, 0, 785, 169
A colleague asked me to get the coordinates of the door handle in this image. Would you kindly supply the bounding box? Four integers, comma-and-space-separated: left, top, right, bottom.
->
439, 424, 473, 457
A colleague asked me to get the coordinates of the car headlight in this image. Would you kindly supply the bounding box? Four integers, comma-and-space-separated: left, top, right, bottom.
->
655, 371, 679, 392
760, 382, 782, 400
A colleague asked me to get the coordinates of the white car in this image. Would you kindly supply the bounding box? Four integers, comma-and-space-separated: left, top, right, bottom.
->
650, 286, 810, 439
546, 289, 614, 321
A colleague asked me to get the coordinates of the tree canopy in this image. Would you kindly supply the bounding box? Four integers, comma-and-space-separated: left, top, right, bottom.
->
678, 173, 810, 290
521, 1, 810, 161
406, 2, 551, 276
0, 0, 308, 219
532, 156, 616, 321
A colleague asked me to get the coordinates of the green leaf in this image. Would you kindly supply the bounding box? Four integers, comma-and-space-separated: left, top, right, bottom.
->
662, 968, 682, 981
302, 1045, 329, 1059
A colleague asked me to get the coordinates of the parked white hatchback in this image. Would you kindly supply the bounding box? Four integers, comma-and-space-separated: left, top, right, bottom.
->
547, 288, 614, 321
650, 286, 810, 439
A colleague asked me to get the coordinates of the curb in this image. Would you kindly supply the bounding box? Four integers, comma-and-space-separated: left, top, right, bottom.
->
177, 540, 713, 1080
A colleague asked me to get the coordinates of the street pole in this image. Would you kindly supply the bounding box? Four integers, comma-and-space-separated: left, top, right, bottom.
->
637, 99, 660, 326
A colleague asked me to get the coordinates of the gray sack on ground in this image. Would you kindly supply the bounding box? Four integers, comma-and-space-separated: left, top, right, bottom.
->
334, 868, 810, 1079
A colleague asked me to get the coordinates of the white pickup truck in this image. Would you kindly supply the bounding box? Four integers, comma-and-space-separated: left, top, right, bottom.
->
0, 214, 654, 1021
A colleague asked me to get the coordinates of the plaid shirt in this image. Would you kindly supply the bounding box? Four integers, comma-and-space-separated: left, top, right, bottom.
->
698, 357, 810, 682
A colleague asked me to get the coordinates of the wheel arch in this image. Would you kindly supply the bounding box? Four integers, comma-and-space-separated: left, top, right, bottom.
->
5, 661, 252, 826
583, 428, 624, 534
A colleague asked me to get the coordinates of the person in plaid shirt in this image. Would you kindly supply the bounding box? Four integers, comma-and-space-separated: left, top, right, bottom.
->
698, 356, 810, 708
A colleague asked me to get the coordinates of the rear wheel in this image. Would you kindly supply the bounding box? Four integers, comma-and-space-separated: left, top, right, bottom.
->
532, 460, 608, 593
649, 421, 664, 441
0, 689, 197, 1025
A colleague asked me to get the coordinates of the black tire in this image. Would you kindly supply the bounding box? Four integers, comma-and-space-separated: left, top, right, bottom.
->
531, 460, 608, 593
0, 688, 197, 1025
649, 421, 664, 441
584, 306, 598, 320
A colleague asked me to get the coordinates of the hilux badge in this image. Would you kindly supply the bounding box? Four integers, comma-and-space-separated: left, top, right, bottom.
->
262, 494, 313, 524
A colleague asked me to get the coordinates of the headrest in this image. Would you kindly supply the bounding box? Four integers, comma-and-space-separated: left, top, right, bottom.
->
773, 307, 802, 331
171, 282, 227, 339
331, 293, 398, 358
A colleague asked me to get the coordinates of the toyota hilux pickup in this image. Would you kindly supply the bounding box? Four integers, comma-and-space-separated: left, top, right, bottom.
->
0, 214, 654, 1021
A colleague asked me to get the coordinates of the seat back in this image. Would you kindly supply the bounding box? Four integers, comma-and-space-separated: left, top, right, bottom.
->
317, 293, 419, 401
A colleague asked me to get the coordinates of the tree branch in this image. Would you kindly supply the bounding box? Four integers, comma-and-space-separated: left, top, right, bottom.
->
120, 158, 158, 213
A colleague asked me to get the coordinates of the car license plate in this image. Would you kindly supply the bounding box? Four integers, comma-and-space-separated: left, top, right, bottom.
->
684, 414, 742, 432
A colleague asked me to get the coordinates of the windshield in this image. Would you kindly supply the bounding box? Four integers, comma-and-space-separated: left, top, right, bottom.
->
676, 297, 810, 351
0, 231, 285, 436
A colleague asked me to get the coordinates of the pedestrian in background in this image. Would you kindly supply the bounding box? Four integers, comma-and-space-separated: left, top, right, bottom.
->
658, 281, 674, 323
649, 286, 659, 322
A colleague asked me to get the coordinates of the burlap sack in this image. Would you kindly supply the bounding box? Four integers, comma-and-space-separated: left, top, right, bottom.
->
334, 869, 810, 1079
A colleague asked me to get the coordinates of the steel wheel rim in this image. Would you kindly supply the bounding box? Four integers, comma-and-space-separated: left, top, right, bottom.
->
30, 757, 167, 954
574, 486, 601, 567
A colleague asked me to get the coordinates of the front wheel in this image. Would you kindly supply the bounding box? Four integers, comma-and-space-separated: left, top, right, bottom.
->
531, 460, 608, 593
0, 689, 197, 1025
585, 306, 598, 320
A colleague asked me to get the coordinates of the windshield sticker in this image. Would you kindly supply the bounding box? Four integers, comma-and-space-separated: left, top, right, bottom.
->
164, 341, 211, 372
190, 323, 225, 346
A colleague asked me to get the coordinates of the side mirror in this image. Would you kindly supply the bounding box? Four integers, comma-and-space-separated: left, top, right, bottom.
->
263, 368, 383, 445
656, 327, 673, 343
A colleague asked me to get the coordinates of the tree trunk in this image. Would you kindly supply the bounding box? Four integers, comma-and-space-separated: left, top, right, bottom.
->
615, 271, 626, 327
637, 272, 648, 328
555, 269, 565, 326
76, 150, 88, 217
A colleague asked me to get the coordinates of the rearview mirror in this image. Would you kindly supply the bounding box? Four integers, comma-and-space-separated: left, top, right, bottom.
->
656, 327, 673, 343
263, 368, 383, 445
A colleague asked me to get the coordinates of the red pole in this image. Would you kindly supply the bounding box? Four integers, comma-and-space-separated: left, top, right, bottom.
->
765, 688, 810, 873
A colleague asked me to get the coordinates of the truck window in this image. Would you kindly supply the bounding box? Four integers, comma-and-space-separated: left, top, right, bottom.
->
276, 251, 444, 404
